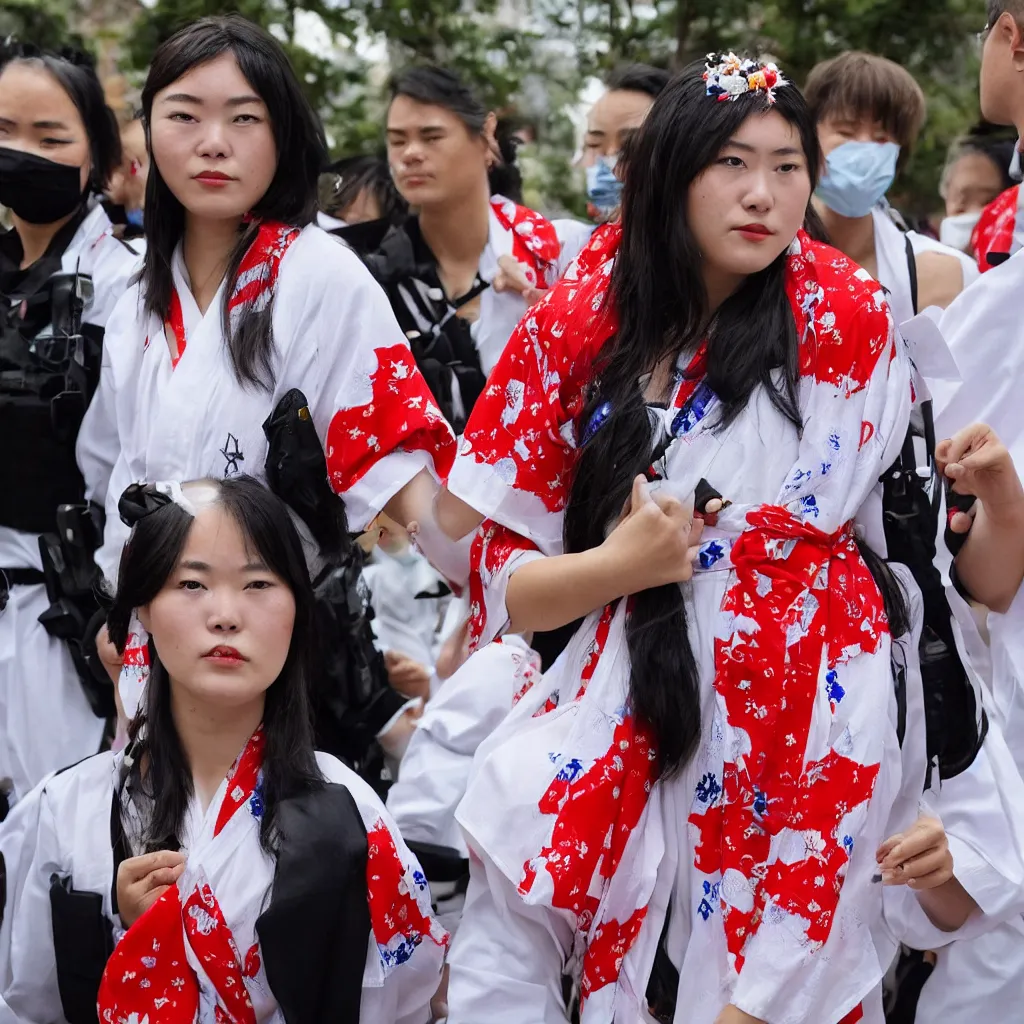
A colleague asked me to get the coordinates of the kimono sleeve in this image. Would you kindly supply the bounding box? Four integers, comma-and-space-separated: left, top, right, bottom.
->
0, 785, 65, 1024
448, 265, 612, 643
314, 754, 449, 1021
280, 231, 456, 532
723, 289, 914, 1021
76, 285, 139, 509
446, 852, 575, 1024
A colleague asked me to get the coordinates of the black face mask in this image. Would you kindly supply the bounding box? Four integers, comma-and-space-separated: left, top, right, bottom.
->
0, 147, 85, 225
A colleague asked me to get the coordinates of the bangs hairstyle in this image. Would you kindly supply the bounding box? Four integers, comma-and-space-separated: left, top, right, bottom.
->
804, 52, 926, 163
0, 42, 121, 192
106, 476, 323, 855
138, 15, 327, 391
388, 65, 521, 200
564, 58, 821, 778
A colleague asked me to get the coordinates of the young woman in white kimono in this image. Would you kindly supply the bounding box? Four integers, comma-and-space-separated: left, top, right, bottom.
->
426, 56, 990, 1024
87, 17, 461, 743
0, 44, 141, 807
0, 476, 448, 1023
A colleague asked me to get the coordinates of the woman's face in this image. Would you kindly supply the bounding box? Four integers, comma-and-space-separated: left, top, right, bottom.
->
386, 96, 493, 208
149, 52, 277, 223
687, 109, 811, 302
0, 62, 91, 190
944, 152, 1006, 217
140, 501, 296, 712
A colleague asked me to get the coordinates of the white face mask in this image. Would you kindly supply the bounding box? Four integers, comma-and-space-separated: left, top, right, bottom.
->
939, 210, 982, 253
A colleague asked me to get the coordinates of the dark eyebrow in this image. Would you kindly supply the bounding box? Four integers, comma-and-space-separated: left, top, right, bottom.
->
159, 93, 262, 108
585, 128, 607, 137
243, 560, 269, 572
725, 140, 803, 156
34, 119, 70, 131
180, 559, 211, 571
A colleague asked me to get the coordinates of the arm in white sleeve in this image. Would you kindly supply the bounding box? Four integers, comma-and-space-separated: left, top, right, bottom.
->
1, 790, 65, 1024
447, 853, 574, 1024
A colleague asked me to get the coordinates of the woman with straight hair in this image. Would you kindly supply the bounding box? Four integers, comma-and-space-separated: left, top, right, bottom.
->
428, 55, 976, 1023
0, 41, 141, 808
90, 15, 460, 752
0, 476, 447, 1023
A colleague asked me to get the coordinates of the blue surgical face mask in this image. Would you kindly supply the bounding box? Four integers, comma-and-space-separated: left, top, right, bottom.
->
126, 207, 144, 227
586, 155, 623, 219
815, 140, 900, 218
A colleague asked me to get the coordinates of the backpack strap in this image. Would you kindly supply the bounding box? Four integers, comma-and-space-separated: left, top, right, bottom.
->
904, 233, 918, 316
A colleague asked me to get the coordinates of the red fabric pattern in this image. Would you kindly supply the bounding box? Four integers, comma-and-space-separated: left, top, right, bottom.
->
518, 716, 658, 957
839, 1004, 865, 1023
366, 817, 449, 959
165, 221, 300, 371
578, 601, 618, 696
98, 728, 266, 1024
181, 880, 256, 1024
972, 184, 1019, 272
467, 519, 541, 652
459, 226, 620, 514
490, 196, 562, 288
214, 726, 265, 837
98, 886, 198, 1024
581, 906, 648, 1001
325, 342, 455, 496
166, 289, 187, 368
688, 511, 886, 967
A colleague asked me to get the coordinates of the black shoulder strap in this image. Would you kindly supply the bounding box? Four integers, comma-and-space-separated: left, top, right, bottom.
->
904, 233, 918, 316
256, 783, 370, 1024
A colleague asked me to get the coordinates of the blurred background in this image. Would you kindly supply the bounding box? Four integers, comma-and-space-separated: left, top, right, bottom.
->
1, 0, 1006, 222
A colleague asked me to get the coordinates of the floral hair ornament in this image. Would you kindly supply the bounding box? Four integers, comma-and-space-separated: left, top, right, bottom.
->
703, 52, 788, 104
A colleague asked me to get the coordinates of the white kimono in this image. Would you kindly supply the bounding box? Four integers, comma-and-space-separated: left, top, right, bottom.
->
92, 223, 455, 588
0, 744, 447, 1023
895, 248, 1024, 1021
444, 226, 912, 1024
871, 206, 978, 328
0, 202, 141, 803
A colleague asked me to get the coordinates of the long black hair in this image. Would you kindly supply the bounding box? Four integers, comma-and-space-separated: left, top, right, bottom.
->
0, 42, 121, 193
138, 15, 327, 391
564, 59, 822, 778
389, 65, 523, 201
107, 476, 323, 855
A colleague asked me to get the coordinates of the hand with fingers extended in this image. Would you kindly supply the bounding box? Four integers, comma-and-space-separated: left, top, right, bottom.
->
876, 815, 978, 932
936, 423, 1024, 528
116, 850, 187, 928
602, 475, 705, 596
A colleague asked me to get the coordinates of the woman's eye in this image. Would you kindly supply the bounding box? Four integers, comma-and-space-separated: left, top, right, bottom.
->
41, 138, 71, 146
179, 579, 204, 591
245, 579, 274, 591
169, 112, 195, 123
234, 114, 260, 124
778, 162, 800, 173
718, 156, 744, 168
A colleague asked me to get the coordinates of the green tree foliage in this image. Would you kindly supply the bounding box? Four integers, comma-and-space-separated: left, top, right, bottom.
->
117, 0, 991, 219
0, 0, 88, 54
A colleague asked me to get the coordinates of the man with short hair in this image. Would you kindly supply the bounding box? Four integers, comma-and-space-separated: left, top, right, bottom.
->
579, 63, 670, 222
805, 50, 977, 323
